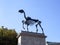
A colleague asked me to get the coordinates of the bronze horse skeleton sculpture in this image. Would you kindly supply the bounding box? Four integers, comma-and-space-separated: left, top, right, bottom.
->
18, 9, 44, 33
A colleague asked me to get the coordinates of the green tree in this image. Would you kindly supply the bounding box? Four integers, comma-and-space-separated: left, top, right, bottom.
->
0, 26, 17, 45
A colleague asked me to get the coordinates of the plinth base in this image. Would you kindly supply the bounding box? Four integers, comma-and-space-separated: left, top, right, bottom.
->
17, 31, 47, 45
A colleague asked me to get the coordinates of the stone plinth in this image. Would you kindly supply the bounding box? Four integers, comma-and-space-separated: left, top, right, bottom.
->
17, 31, 47, 45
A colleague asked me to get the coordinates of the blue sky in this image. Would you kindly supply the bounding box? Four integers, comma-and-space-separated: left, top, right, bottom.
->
0, 0, 60, 42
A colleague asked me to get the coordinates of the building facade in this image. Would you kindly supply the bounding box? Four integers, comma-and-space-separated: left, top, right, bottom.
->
47, 42, 60, 45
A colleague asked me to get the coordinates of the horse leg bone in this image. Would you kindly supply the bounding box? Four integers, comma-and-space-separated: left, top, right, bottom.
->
36, 24, 38, 33
22, 22, 25, 30
27, 25, 29, 31
39, 24, 44, 34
